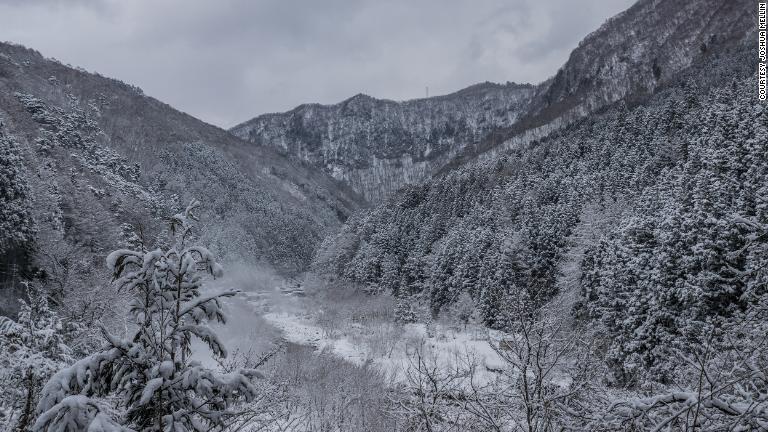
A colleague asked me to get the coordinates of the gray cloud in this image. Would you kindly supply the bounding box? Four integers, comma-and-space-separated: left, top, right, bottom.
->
0, 0, 635, 127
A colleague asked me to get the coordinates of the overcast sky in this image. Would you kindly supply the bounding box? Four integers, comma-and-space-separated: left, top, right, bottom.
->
0, 0, 634, 128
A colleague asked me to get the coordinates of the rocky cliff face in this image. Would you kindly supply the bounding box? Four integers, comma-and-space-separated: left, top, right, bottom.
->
231, 82, 534, 202
449, 0, 755, 166
520, 0, 753, 130
233, 0, 754, 203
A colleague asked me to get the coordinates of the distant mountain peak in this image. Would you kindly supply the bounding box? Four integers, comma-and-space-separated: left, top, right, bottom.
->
348, 92, 374, 101
231, 0, 753, 203
231, 82, 536, 201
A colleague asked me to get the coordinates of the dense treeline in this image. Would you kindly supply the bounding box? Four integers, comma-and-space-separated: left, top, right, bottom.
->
579, 78, 768, 384
314, 46, 765, 381
0, 122, 37, 316
0, 122, 36, 252
0, 41, 362, 278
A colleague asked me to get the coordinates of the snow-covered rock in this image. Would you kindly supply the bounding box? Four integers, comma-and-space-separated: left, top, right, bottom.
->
231, 82, 535, 201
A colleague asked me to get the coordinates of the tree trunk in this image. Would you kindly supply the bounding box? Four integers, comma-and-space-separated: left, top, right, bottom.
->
15, 368, 36, 432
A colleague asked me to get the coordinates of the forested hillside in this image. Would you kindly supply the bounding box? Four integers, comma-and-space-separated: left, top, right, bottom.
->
0, 42, 363, 314
314, 42, 765, 383
0, 0, 763, 430
234, 0, 753, 204
521, 0, 753, 130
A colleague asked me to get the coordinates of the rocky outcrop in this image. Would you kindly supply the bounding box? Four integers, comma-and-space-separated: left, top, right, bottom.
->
232, 0, 754, 204
231, 82, 535, 201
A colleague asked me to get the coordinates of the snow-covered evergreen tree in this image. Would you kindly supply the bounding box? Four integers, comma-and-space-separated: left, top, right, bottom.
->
0, 120, 36, 254
394, 295, 418, 324
34, 201, 260, 431
447, 291, 476, 329
580, 77, 768, 383
0, 282, 72, 431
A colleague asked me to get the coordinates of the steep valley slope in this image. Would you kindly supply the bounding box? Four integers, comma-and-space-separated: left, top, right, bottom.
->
0, 42, 363, 314
313, 18, 763, 385
231, 82, 535, 202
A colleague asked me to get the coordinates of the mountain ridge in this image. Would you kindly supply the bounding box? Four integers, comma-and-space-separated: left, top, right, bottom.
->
232, 0, 754, 203
0, 40, 365, 314
231, 81, 535, 201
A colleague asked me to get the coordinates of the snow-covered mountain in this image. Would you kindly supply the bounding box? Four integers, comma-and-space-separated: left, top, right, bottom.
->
0, 1, 763, 430
233, 0, 754, 202
521, 0, 753, 130
231, 82, 535, 202
0, 42, 364, 314
312, 2, 763, 416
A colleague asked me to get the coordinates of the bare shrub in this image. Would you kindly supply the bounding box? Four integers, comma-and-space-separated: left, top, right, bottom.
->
268, 344, 397, 432
602, 302, 768, 431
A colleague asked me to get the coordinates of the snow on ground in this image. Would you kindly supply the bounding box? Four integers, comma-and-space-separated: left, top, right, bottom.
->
199, 267, 511, 386
262, 311, 508, 385
264, 312, 371, 366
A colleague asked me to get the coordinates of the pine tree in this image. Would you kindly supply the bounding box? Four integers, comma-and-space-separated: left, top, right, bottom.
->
0, 121, 36, 254
479, 244, 527, 329
394, 295, 418, 324
0, 282, 73, 431
449, 291, 476, 329
34, 201, 259, 431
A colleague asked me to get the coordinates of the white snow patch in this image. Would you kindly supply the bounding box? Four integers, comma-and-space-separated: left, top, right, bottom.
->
263, 312, 370, 366
263, 311, 506, 385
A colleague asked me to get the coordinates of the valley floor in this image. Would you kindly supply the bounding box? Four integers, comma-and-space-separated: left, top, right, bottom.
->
216, 272, 509, 386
